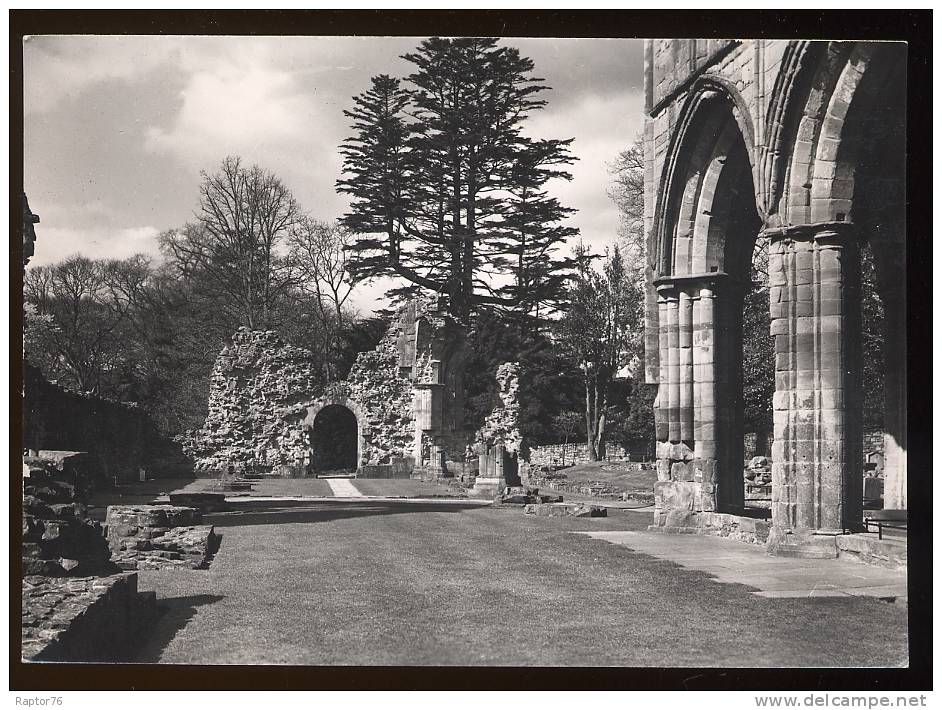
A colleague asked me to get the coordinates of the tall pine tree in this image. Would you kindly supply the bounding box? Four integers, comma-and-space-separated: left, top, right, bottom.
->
337, 37, 578, 323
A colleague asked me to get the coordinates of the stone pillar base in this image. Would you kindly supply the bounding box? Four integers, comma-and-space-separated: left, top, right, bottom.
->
766, 527, 839, 559
469, 476, 505, 499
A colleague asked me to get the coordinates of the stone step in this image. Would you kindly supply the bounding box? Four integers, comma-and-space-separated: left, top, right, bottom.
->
767, 531, 839, 559
836, 533, 907, 569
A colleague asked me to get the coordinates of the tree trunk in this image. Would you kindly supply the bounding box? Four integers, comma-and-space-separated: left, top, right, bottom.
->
585, 370, 599, 461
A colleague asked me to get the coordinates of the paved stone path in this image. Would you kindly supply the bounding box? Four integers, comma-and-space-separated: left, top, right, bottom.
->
325, 478, 363, 497
575, 530, 907, 600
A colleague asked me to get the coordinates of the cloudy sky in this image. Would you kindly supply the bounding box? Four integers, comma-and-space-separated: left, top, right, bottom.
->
24, 35, 644, 313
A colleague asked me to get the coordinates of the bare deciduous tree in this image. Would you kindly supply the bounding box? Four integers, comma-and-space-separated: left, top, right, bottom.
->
23, 256, 142, 394
160, 156, 301, 329
287, 217, 358, 379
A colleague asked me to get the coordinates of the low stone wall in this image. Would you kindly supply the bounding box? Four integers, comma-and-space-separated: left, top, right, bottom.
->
22, 572, 155, 661
836, 535, 907, 570
529, 442, 633, 468
697, 512, 771, 545
649, 511, 771, 546
526, 473, 626, 500
105, 505, 217, 570
358, 458, 414, 479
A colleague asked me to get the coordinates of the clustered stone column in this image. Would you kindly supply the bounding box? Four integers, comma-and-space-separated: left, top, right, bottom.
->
652, 274, 741, 528
765, 222, 863, 548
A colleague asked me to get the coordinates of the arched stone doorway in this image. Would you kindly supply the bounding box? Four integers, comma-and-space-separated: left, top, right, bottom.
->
310, 404, 359, 473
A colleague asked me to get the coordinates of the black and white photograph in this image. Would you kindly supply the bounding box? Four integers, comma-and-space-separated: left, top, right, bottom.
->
11, 9, 930, 697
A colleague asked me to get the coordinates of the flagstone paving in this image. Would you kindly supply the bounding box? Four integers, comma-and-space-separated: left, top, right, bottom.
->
325, 478, 364, 498
575, 530, 907, 600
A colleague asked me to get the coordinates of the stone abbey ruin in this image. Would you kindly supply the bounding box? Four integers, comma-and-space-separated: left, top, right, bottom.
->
177, 295, 529, 497
178, 296, 495, 480
642, 39, 906, 555
19, 37, 912, 666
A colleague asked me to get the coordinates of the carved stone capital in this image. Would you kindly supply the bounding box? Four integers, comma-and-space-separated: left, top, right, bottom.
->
761, 220, 856, 246
653, 271, 748, 297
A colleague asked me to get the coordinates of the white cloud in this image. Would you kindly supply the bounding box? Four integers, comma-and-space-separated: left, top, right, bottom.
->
144, 64, 313, 166
24, 35, 177, 114
30, 225, 162, 266
524, 90, 644, 255
23, 36, 646, 315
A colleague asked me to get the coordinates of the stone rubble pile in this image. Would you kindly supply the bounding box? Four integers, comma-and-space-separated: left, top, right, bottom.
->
21, 452, 159, 662
523, 502, 608, 518
497, 486, 563, 505
745, 455, 772, 484
105, 505, 217, 570
22, 455, 114, 577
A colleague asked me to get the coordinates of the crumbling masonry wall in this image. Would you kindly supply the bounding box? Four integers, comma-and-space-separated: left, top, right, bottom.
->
182, 298, 467, 474
179, 329, 321, 473
470, 362, 525, 497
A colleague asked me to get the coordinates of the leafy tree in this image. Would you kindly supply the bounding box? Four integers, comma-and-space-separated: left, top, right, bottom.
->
742, 239, 774, 449
23, 256, 146, 395
859, 242, 885, 430
608, 139, 645, 263
463, 309, 583, 445
337, 37, 578, 322
559, 244, 644, 460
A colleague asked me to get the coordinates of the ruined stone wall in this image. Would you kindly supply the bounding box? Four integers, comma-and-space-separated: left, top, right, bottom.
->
335, 317, 416, 464
529, 443, 632, 469
474, 362, 524, 457
179, 328, 321, 473
306, 296, 467, 469
184, 298, 468, 474
23, 364, 184, 483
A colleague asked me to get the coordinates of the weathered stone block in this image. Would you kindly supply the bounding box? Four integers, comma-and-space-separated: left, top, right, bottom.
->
663, 509, 698, 528
523, 503, 606, 517
653, 480, 698, 511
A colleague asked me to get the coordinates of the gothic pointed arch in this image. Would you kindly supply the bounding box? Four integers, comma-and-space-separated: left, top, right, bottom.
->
652, 78, 761, 281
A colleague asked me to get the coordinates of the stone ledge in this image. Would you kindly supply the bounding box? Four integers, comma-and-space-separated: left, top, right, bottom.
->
22, 572, 156, 662
649, 511, 771, 545
836, 534, 907, 570
766, 529, 839, 559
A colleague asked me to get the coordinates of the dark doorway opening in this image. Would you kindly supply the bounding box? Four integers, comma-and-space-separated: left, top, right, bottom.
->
311, 405, 358, 473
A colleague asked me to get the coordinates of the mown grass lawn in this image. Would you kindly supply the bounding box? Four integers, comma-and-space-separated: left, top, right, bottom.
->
131, 501, 907, 667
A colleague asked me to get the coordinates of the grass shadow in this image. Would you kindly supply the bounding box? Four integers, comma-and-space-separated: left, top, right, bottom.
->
131, 593, 225, 663
206, 500, 488, 528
